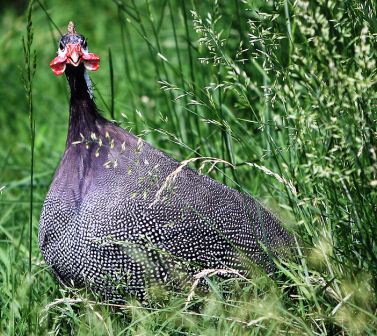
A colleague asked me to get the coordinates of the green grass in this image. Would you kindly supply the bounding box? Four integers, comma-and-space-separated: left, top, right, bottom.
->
0, 0, 376, 334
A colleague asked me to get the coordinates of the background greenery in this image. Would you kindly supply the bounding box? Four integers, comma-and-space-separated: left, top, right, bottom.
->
0, 0, 376, 334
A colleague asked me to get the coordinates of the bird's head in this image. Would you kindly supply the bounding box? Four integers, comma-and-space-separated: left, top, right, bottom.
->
50, 21, 100, 76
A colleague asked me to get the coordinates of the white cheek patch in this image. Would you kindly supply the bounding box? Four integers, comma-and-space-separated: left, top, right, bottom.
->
58, 48, 66, 57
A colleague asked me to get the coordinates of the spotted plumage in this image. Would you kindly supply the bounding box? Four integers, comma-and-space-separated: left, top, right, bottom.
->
39, 23, 293, 302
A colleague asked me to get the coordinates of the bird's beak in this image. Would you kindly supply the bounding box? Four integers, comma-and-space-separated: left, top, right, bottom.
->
50, 43, 100, 76
66, 43, 82, 66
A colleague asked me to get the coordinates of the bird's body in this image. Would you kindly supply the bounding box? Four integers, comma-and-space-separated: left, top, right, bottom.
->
39, 24, 293, 301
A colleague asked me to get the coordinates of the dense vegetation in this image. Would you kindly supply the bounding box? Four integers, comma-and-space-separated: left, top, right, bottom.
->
0, 0, 376, 334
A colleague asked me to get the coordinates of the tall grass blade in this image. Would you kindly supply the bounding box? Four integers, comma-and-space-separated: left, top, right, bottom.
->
108, 48, 115, 119
22, 0, 37, 332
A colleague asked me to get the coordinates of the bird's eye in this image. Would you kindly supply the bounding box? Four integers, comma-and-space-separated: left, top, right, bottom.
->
82, 40, 87, 49
59, 42, 65, 50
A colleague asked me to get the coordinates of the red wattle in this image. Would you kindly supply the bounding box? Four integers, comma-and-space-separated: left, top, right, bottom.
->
82, 53, 100, 71
50, 55, 67, 76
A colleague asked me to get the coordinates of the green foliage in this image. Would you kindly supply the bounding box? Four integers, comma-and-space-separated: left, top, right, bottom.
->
0, 0, 376, 334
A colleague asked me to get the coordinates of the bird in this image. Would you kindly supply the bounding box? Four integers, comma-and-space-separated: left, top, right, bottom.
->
39, 22, 293, 302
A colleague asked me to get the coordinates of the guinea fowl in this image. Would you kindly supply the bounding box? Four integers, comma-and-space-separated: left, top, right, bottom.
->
39, 22, 293, 301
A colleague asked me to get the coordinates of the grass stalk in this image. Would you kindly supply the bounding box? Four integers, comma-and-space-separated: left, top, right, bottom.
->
108, 48, 115, 120
22, 0, 37, 331
117, 7, 138, 131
